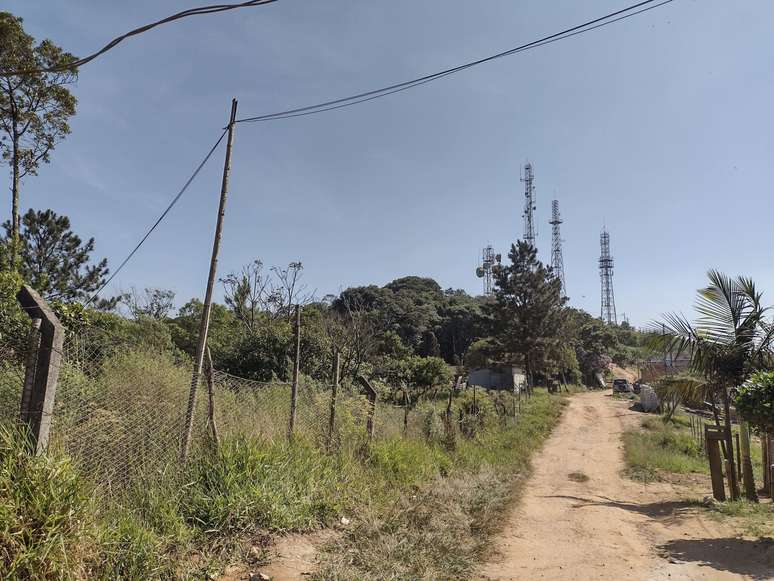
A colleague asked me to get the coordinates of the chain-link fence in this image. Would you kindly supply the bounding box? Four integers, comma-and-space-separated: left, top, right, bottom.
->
2, 312, 524, 494
0, 319, 28, 427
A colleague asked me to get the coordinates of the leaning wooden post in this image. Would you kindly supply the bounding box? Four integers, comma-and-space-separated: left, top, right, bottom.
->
327, 349, 340, 449
768, 433, 774, 500
356, 375, 377, 441
705, 425, 727, 501
287, 304, 302, 440
16, 285, 64, 454
181, 98, 238, 462
761, 432, 774, 498
205, 347, 221, 450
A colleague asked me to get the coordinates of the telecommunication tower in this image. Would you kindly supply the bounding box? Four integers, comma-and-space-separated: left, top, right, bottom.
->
521, 163, 537, 248
549, 200, 566, 297
599, 229, 617, 325
475, 245, 501, 296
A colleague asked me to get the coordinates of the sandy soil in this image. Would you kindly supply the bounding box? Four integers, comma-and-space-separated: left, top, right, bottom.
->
218, 530, 334, 581
478, 391, 774, 581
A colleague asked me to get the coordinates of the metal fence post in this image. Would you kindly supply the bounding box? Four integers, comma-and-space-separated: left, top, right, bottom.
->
16, 285, 64, 454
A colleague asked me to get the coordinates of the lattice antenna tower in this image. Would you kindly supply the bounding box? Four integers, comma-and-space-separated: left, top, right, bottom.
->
599, 228, 617, 325
549, 200, 566, 297
521, 163, 537, 248
475, 245, 501, 296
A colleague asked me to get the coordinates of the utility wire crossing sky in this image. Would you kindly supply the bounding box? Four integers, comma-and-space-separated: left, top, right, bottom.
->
85, 0, 677, 303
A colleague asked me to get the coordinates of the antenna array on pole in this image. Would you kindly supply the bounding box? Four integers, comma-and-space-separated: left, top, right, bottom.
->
475, 245, 501, 296
549, 200, 566, 297
521, 163, 537, 248
599, 228, 617, 325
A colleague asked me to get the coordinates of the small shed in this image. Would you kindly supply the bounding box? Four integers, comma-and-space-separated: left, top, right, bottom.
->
467, 364, 526, 391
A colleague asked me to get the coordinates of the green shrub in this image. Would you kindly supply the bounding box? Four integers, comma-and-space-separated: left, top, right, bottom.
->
457, 390, 496, 438
735, 371, 774, 432
368, 438, 452, 486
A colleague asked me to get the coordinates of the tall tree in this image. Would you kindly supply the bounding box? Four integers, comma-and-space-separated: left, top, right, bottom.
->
1, 208, 108, 302
0, 12, 77, 269
490, 241, 566, 387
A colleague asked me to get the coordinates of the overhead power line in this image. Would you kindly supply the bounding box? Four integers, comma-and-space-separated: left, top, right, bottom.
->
237, 0, 675, 123
0, 0, 279, 76
85, 128, 228, 305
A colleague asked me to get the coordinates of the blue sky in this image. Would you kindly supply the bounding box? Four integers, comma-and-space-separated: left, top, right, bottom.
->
4, 0, 773, 327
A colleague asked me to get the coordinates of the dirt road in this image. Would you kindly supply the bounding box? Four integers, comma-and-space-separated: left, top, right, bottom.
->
478, 391, 774, 581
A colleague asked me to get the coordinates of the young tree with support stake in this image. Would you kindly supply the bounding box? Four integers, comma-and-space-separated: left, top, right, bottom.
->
0, 12, 77, 271
655, 270, 774, 501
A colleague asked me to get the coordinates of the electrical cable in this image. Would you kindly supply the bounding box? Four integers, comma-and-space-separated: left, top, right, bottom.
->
0, 0, 279, 76
85, 128, 228, 305
237, 0, 675, 123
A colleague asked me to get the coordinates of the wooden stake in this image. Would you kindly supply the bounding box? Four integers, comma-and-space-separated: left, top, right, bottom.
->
205, 346, 220, 450
327, 349, 340, 449
181, 98, 238, 462
287, 304, 301, 439
739, 421, 757, 502
706, 426, 726, 501
761, 432, 774, 492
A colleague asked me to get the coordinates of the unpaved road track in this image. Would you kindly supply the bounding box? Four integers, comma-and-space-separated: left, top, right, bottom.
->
478, 391, 774, 581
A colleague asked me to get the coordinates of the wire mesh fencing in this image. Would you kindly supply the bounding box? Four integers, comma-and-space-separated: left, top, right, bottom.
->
0, 320, 28, 427
3, 314, 526, 495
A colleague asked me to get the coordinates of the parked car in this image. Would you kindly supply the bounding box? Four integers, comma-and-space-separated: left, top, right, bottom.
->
612, 378, 633, 393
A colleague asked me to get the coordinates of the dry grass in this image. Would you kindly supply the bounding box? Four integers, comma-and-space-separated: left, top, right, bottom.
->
314, 389, 568, 580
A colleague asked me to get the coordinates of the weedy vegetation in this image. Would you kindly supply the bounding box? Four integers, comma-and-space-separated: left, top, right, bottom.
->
0, 342, 571, 580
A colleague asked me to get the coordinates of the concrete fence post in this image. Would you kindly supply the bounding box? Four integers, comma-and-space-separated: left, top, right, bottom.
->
17, 285, 64, 454
356, 375, 377, 441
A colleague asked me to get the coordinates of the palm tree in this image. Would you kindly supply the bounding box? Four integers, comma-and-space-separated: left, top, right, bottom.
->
655, 270, 774, 500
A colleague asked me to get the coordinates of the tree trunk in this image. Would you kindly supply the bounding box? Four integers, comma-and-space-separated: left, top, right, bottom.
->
10, 134, 20, 271
721, 388, 740, 500
739, 421, 757, 501
710, 394, 728, 459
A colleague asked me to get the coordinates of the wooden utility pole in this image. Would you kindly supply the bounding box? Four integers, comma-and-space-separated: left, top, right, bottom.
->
287, 304, 302, 439
181, 98, 238, 461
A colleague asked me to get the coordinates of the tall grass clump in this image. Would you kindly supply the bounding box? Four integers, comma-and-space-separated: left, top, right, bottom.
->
623, 416, 707, 482
0, 426, 94, 579
181, 438, 353, 533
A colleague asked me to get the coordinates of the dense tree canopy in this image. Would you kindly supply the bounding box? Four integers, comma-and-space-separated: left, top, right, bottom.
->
1, 208, 109, 302
489, 241, 566, 384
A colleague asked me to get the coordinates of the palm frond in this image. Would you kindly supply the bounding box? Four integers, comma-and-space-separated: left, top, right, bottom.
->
654, 374, 714, 405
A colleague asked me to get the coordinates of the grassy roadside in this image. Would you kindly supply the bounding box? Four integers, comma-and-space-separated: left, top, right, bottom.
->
315, 389, 569, 580
0, 387, 570, 579
621, 410, 774, 537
